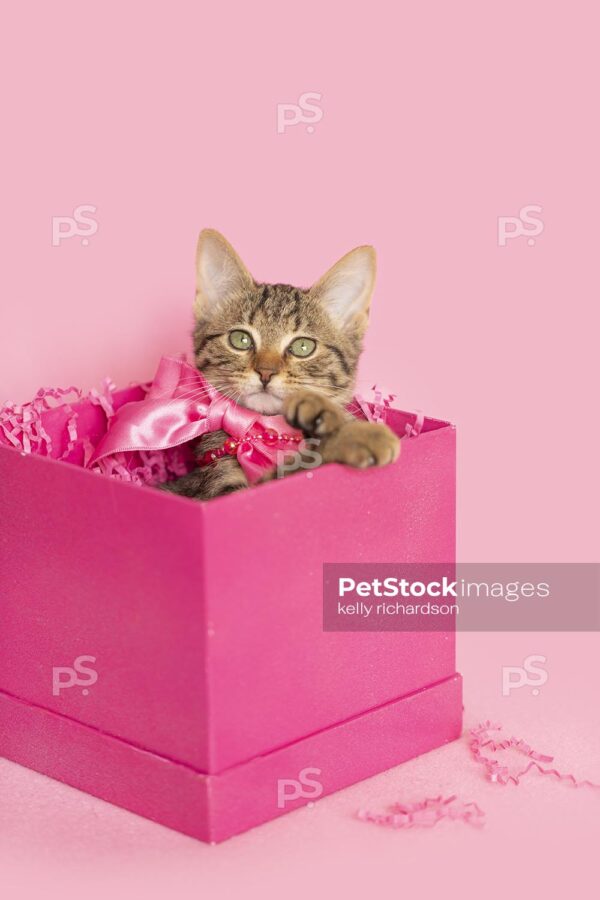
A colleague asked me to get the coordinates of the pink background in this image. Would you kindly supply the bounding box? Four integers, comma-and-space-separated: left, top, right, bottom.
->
1, 1, 598, 898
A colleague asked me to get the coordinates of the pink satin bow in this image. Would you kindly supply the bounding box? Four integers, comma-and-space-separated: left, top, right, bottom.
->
88, 356, 303, 484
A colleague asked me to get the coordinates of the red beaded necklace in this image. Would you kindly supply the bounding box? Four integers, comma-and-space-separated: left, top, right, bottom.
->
197, 426, 303, 468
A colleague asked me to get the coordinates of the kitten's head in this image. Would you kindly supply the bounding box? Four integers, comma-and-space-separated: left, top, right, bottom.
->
193, 229, 376, 415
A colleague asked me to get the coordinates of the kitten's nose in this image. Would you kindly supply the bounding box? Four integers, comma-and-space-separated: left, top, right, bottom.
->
257, 368, 276, 386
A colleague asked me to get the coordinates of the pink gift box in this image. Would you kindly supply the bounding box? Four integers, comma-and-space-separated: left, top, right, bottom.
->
0, 383, 462, 842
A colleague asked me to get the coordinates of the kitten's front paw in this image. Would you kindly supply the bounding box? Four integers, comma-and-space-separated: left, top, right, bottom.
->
284, 390, 347, 437
321, 420, 401, 468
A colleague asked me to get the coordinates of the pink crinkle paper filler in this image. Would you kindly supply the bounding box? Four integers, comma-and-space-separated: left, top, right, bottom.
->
357, 795, 485, 829
0, 378, 191, 485
352, 385, 424, 437
358, 720, 600, 833
469, 721, 600, 789
0, 384, 90, 457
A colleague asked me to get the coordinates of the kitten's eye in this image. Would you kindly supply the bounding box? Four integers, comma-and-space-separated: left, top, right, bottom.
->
288, 337, 316, 358
229, 330, 254, 351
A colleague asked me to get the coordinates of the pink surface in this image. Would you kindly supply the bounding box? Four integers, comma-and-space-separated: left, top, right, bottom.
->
1, 637, 597, 900
1, 0, 598, 895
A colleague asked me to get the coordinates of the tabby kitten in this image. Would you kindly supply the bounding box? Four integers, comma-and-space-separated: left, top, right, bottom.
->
163, 229, 400, 499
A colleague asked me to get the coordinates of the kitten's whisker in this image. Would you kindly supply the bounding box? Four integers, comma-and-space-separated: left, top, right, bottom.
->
168, 374, 241, 388
170, 376, 241, 394
162, 387, 216, 402
161, 383, 244, 409
168, 376, 212, 385
159, 387, 220, 409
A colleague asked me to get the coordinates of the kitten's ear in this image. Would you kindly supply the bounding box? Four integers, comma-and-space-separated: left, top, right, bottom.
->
195, 229, 253, 318
310, 246, 376, 330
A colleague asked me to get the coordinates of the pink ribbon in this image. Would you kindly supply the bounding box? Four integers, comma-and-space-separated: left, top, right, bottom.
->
353, 384, 396, 424
404, 409, 424, 438
87, 356, 303, 484
358, 795, 485, 829
0, 386, 83, 458
353, 385, 424, 437
469, 722, 600, 789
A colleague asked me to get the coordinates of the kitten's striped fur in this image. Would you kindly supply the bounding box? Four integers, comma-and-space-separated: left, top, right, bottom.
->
162, 230, 400, 500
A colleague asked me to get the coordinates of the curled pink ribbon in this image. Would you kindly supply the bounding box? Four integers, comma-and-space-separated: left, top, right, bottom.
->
405, 409, 424, 438
356, 720, 600, 835
88, 356, 303, 484
353, 385, 424, 437
353, 384, 396, 424
0, 386, 83, 458
469, 722, 600, 789
358, 795, 485, 829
